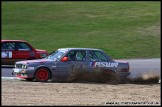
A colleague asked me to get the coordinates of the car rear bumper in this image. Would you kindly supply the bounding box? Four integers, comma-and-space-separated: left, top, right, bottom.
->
116, 72, 130, 78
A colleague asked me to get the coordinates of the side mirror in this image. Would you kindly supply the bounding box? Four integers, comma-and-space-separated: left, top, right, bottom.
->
61, 57, 69, 62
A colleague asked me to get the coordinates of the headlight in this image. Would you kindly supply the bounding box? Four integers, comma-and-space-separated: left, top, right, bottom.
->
22, 65, 27, 69
40, 53, 47, 58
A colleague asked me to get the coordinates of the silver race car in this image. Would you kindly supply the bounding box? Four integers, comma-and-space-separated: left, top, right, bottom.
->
13, 48, 130, 83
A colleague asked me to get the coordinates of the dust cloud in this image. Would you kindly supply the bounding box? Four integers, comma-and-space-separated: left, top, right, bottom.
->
128, 71, 160, 83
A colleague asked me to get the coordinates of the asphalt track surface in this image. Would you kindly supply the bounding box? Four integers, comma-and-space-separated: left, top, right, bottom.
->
1, 58, 161, 81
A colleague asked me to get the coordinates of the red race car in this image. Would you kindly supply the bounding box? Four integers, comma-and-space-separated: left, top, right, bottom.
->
1, 40, 48, 65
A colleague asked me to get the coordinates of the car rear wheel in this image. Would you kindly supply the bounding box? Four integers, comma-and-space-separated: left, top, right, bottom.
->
34, 67, 50, 82
102, 70, 118, 84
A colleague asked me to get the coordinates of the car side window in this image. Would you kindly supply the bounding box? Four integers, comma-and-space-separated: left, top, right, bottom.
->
66, 50, 86, 61
90, 50, 107, 62
76, 51, 86, 61
16, 42, 32, 51
1, 42, 15, 50
1, 43, 7, 49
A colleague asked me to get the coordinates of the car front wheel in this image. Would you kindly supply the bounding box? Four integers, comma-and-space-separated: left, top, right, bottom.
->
34, 67, 50, 82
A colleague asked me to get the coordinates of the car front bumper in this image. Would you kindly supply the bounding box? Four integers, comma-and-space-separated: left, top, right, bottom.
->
12, 68, 34, 79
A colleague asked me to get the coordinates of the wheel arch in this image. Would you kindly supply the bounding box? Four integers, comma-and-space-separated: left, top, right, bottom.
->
102, 69, 117, 75
34, 65, 52, 79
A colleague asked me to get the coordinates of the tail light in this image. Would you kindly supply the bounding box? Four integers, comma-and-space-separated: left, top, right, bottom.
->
121, 68, 129, 72
121, 64, 129, 72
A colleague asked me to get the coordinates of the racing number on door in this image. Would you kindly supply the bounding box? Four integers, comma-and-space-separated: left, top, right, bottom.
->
1, 51, 12, 58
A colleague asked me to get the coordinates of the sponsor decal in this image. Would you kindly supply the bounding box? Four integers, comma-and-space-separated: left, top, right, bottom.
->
52, 66, 56, 68
1, 51, 12, 58
27, 67, 35, 70
13, 68, 21, 73
21, 70, 26, 73
90, 62, 96, 67
90, 62, 118, 68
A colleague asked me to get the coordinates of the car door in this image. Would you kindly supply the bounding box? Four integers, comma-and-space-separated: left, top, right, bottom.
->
2, 42, 14, 64
87, 50, 115, 80
57, 50, 88, 81
14, 42, 34, 60
89, 50, 119, 76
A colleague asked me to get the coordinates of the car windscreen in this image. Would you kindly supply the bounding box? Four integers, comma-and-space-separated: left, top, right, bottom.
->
45, 49, 68, 61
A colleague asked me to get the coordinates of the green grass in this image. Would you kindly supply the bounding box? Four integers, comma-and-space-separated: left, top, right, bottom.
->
2, 1, 160, 59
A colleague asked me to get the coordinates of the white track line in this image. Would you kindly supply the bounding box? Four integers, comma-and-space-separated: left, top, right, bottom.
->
1, 77, 21, 80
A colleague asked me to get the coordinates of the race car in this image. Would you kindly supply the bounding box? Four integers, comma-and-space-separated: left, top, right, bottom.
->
1, 40, 48, 65
12, 48, 130, 83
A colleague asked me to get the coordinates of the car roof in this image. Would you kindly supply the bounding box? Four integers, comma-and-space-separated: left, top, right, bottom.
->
1, 40, 27, 42
58, 48, 102, 51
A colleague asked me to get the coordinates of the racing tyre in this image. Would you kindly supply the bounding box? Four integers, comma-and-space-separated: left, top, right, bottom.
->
34, 67, 50, 82
118, 76, 130, 84
102, 71, 118, 84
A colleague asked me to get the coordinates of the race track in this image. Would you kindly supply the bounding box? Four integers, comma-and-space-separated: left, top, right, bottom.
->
125, 58, 160, 82
1, 58, 161, 106
1, 58, 161, 82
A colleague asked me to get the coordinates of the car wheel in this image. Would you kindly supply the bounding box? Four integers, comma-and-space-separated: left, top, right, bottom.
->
118, 76, 130, 84
102, 70, 117, 84
34, 67, 50, 82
